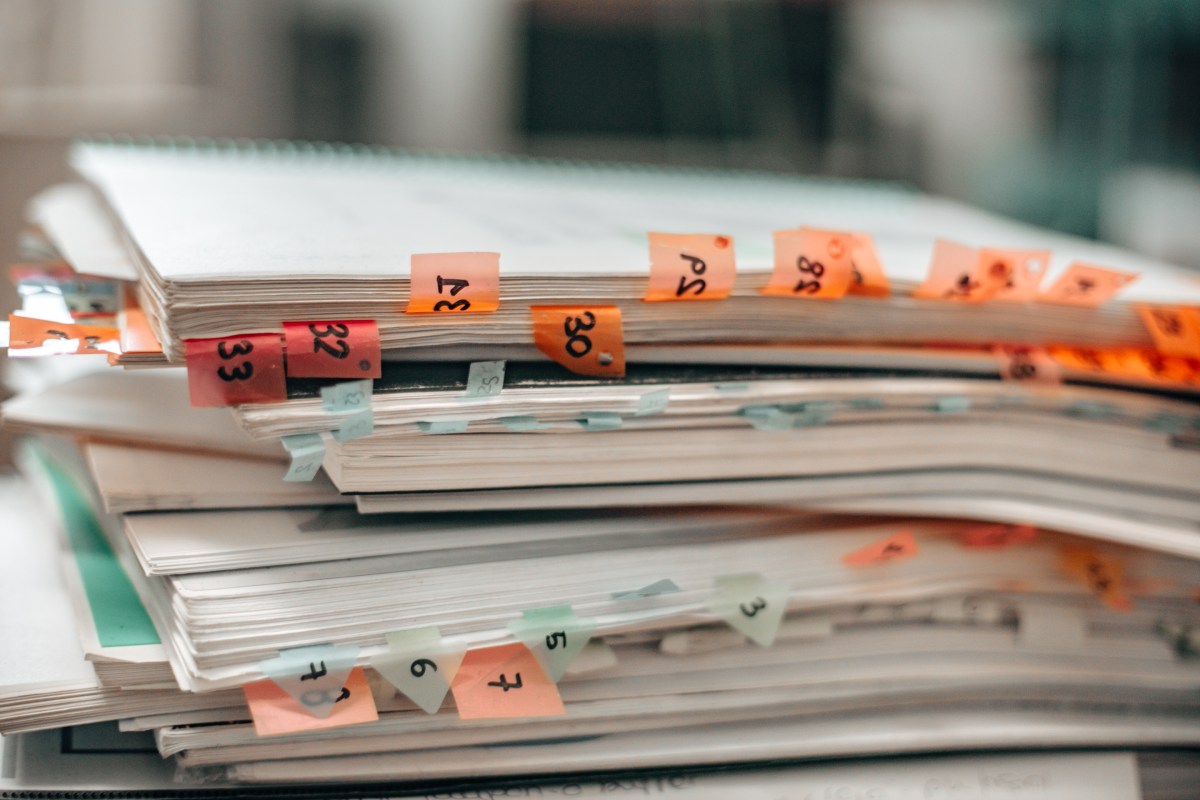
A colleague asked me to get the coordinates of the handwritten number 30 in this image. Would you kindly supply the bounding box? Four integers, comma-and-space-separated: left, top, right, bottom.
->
563, 311, 596, 358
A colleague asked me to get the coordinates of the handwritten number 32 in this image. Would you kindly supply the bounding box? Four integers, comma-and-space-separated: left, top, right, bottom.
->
216, 339, 254, 382
310, 323, 350, 359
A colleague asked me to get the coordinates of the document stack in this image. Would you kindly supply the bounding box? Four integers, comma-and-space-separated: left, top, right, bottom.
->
2, 138, 1200, 797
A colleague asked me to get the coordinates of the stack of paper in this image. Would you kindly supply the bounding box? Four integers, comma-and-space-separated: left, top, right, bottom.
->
2, 139, 1200, 794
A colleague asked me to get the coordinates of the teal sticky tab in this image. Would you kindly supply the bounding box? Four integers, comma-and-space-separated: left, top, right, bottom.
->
321, 379, 373, 413
779, 401, 833, 428
507, 606, 596, 682
714, 383, 749, 393
634, 388, 671, 417
845, 397, 885, 410
612, 579, 681, 600
932, 396, 971, 414
463, 360, 506, 401
738, 405, 792, 431
332, 407, 374, 441
416, 419, 469, 434
706, 573, 790, 647
577, 412, 623, 431
260, 643, 359, 719
372, 627, 464, 715
281, 433, 325, 482
1144, 412, 1189, 433
1066, 401, 1119, 419
498, 416, 551, 432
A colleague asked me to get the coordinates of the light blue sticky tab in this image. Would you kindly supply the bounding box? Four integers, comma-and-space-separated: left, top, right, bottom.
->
1144, 412, 1189, 433
577, 412, 623, 431
932, 396, 971, 414
281, 433, 325, 482
714, 383, 749, 393
321, 379, 373, 413
260, 643, 359, 719
372, 627, 464, 715
612, 579, 681, 600
332, 407, 374, 441
845, 397, 885, 410
416, 419, 469, 434
498, 415, 551, 432
634, 388, 671, 417
706, 573, 790, 647
507, 606, 596, 682
779, 401, 834, 428
738, 405, 792, 431
463, 360, 506, 401
1066, 401, 1118, 419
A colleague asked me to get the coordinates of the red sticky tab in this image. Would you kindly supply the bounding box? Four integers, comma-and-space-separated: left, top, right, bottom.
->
913, 240, 1005, 302
283, 320, 382, 379
959, 523, 1038, 549
1039, 263, 1138, 307
450, 643, 565, 720
185, 333, 287, 408
762, 228, 855, 299
531, 305, 625, 378
978, 248, 1050, 302
8, 315, 120, 355
407, 252, 500, 314
244, 667, 378, 737
1136, 305, 1200, 357
847, 234, 889, 297
842, 530, 919, 567
1060, 548, 1132, 612
644, 233, 736, 302
994, 345, 1063, 384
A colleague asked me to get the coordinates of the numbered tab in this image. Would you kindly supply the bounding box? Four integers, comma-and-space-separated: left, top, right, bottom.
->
958, 523, 1038, 549
7, 315, 120, 356
846, 233, 889, 297
283, 320, 382, 379
507, 605, 597, 682
634, 388, 671, 417
281, 433, 325, 482
332, 407, 374, 442
612, 578, 681, 601
1060, 548, 1132, 612
762, 228, 855, 299
259, 643, 359, 720
450, 643, 565, 720
842, 530, 919, 567
978, 248, 1050, 302
531, 305, 625, 378
464, 360, 506, 400
994, 345, 1063, 384
407, 252, 500, 314
1040, 263, 1138, 307
644, 232, 736, 302
1136, 305, 1200, 358
372, 627, 465, 715
184, 333, 286, 408
244, 666, 378, 737
706, 573, 789, 647
320, 379, 373, 413
913, 240, 1003, 302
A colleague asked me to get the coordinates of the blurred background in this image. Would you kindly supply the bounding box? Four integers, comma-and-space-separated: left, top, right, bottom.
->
1, 0, 1199, 293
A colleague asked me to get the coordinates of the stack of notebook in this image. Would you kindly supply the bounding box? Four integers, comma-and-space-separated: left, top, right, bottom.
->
2, 138, 1200, 794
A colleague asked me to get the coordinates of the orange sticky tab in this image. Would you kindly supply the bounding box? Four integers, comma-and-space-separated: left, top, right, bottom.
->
450, 643, 565, 720
8, 315, 120, 355
762, 228, 854, 299
1040, 263, 1138, 307
407, 252, 500, 314
959, 523, 1038, 549
1115, 348, 1200, 385
1136, 305, 1200, 357
994, 345, 1063, 384
283, 320, 382, 379
644, 233, 736, 302
244, 666, 378, 737
846, 234, 889, 297
913, 240, 1002, 302
531, 305, 625, 378
1060, 548, 1132, 612
185, 333, 287, 408
842, 530, 919, 567
979, 248, 1051, 302
117, 288, 162, 355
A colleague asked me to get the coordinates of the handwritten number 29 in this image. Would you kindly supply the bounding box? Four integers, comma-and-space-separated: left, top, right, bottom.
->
216, 339, 254, 382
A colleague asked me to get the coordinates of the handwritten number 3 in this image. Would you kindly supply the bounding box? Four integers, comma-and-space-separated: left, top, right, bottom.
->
216, 339, 254, 382
739, 597, 767, 617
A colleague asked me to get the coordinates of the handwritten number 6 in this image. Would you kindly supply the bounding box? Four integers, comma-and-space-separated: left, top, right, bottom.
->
410, 658, 438, 678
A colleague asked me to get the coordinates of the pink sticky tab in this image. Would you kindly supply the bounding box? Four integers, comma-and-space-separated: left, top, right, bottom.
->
244, 667, 378, 737
979, 248, 1051, 302
847, 234, 889, 297
644, 233, 736, 301
913, 240, 1003, 302
1136, 305, 1200, 358
283, 320, 382, 379
185, 333, 287, 408
842, 530, 919, 567
762, 228, 855, 299
450, 643, 565, 720
994, 345, 1063, 384
407, 252, 500, 314
1040, 263, 1138, 307
959, 523, 1038, 549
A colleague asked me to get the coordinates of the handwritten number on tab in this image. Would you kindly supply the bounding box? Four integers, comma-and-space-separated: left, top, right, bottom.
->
299, 685, 350, 708
563, 311, 596, 358
434, 276, 471, 312
216, 339, 254, 382
309, 323, 350, 359
675, 254, 707, 297
488, 673, 523, 692
410, 658, 438, 678
544, 631, 567, 650
793, 256, 824, 295
301, 661, 327, 681
739, 597, 767, 618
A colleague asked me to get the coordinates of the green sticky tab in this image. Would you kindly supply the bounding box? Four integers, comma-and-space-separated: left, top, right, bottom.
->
261, 643, 359, 719
1144, 412, 1189, 433
706, 573, 790, 647
332, 407, 374, 441
321, 379, 373, 413
498, 416, 551, 432
281, 433, 325, 482
612, 579, 681, 600
845, 397, 885, 410
372, 627, 464, 715
416, 419, 469, 434
714, 383, 749, 393
577, 412, 623, 431
507, 606, 596, 682
932, 396, 971, 414
634, 388, 671, 417
463, 360, 506, 401
778, 402, 833, 428
738, 405, 792, 431
1067, 401, 1118, 419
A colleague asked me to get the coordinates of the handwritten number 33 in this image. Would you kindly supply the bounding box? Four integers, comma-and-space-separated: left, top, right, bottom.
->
216, 339, 254, 382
